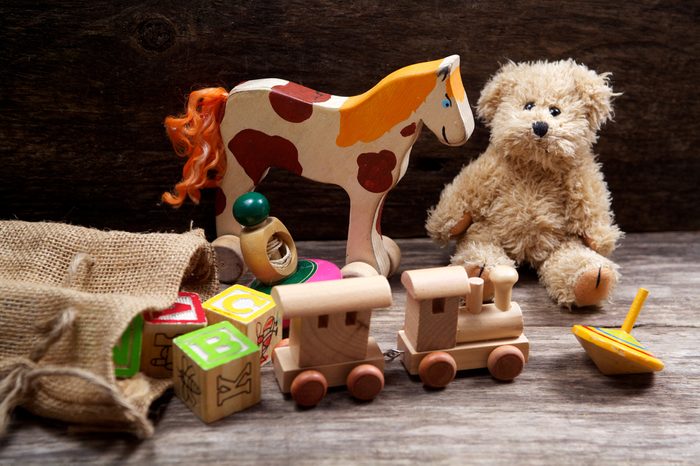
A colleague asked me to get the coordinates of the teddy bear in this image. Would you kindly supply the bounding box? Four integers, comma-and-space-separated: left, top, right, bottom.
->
426, 59, 623, 308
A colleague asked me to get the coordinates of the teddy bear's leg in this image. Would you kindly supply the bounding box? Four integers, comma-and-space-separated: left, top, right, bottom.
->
452, 239, 515, 302
539, 241, 620, 308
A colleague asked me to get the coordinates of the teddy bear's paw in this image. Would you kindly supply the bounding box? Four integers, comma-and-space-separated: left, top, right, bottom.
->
448, 212, 473, 238
425, 209, 453, 245
573, 266, 616, 307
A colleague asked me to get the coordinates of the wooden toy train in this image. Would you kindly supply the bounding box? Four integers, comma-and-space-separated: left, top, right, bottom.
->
397, 265, 528, 388
270, 264, 528, 407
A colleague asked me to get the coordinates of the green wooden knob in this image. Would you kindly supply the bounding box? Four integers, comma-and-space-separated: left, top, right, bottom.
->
233, 192, 270, 227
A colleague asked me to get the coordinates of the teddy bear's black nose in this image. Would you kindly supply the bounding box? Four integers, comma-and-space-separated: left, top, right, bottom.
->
532, 121, 549, 137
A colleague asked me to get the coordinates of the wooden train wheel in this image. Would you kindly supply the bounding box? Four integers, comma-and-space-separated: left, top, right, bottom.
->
347, 364, 384, 401
487, 345, 525, 381
418, 351, 457, 388
290, 370, 327, 407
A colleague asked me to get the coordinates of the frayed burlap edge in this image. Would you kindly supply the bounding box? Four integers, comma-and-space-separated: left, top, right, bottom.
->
0, 221, 219, 438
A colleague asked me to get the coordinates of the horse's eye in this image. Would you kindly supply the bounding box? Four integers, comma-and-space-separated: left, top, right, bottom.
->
524, 102, 535, 111
549, 106, 561, 117
442, 94, 452, 108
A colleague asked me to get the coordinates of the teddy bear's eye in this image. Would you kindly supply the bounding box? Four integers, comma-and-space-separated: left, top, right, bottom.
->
524, 102, 535, 111
549, 106, 561, 117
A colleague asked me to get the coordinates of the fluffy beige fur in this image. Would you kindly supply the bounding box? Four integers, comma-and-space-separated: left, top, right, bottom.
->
426, 59, 623, 308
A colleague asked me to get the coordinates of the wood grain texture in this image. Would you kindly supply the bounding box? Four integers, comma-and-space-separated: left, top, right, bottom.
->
0, 1, 698, 239
2, 232, 699, 464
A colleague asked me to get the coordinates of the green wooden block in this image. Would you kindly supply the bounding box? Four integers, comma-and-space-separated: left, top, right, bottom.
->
173, 321, 261, 423
174, 321, 258, 371
113, 314, 144, 378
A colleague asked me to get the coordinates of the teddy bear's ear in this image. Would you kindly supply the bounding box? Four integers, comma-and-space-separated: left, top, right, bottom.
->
574, 65, 619, 131
477, 61, 518, 126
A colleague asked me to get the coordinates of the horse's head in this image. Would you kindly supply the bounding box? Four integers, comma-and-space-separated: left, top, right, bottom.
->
419, 55, 474, 146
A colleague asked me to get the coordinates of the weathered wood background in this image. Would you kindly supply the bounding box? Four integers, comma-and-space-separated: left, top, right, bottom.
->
1, 1, 698, 240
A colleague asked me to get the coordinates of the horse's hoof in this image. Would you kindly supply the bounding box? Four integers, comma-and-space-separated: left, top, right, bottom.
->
212, 235, 246, 283
341, 261, 379, 278
382, 236, 401, 277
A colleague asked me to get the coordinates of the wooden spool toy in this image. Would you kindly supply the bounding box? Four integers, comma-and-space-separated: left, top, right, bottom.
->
234, 192, 343, 293
572, 288, 664, 375
234, 192, 299, 284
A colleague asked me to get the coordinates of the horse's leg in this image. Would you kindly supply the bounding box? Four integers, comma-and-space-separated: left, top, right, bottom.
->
381, 234, 401, 276
343, 144, 412, 277
212, 160, 258, 283
378, 147, 413, 276
344, 191, 392, 277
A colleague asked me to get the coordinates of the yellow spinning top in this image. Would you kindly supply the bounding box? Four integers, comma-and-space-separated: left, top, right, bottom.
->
572, 288, 664, 375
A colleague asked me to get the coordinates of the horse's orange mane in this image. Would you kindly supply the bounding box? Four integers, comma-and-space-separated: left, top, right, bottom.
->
162, 87, 229, 206
336, 59, 444, 147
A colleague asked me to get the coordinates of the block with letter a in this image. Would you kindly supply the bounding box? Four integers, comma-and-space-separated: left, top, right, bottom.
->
141, 292, 207, 378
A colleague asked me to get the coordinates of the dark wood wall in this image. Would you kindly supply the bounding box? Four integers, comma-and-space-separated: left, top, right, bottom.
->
1, 1, 698, 240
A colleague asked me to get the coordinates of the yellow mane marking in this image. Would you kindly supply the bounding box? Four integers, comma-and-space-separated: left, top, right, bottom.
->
447, 66, 466, 103
336, 59, 443, 147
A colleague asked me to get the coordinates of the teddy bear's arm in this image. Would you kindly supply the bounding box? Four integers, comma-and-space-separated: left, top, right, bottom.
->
566, 160, 623, 256
426, 154, 497, 245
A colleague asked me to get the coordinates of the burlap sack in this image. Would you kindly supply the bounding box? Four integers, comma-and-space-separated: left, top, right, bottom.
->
0, 221, 219, 438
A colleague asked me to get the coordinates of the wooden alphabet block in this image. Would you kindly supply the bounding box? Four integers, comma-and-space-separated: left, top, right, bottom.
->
202, 285, 281, 366
113, 314, 144, 378
140, 292, 208, 378
172, 321, 261, 424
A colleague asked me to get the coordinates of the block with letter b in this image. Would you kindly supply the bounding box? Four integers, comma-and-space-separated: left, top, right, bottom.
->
202, 285, 281, 366
172, 321, 261, 423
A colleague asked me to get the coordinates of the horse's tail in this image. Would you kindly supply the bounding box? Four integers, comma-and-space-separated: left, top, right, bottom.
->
162, 87, 229, 207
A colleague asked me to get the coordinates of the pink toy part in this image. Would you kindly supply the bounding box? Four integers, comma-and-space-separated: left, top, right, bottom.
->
304, 258, 343, 283
248, 258, 342, 295
285, 258, 342, 329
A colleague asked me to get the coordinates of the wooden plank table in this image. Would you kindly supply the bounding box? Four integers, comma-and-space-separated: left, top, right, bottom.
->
2, 232, 698, 464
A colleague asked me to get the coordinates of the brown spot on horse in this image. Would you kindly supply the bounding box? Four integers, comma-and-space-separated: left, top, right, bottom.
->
228, 129, 303, 185
269, 82, 332, 123
357, 150, 397, 194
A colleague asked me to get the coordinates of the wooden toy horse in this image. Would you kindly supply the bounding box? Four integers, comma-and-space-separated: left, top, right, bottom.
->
163, 55, 474, 281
